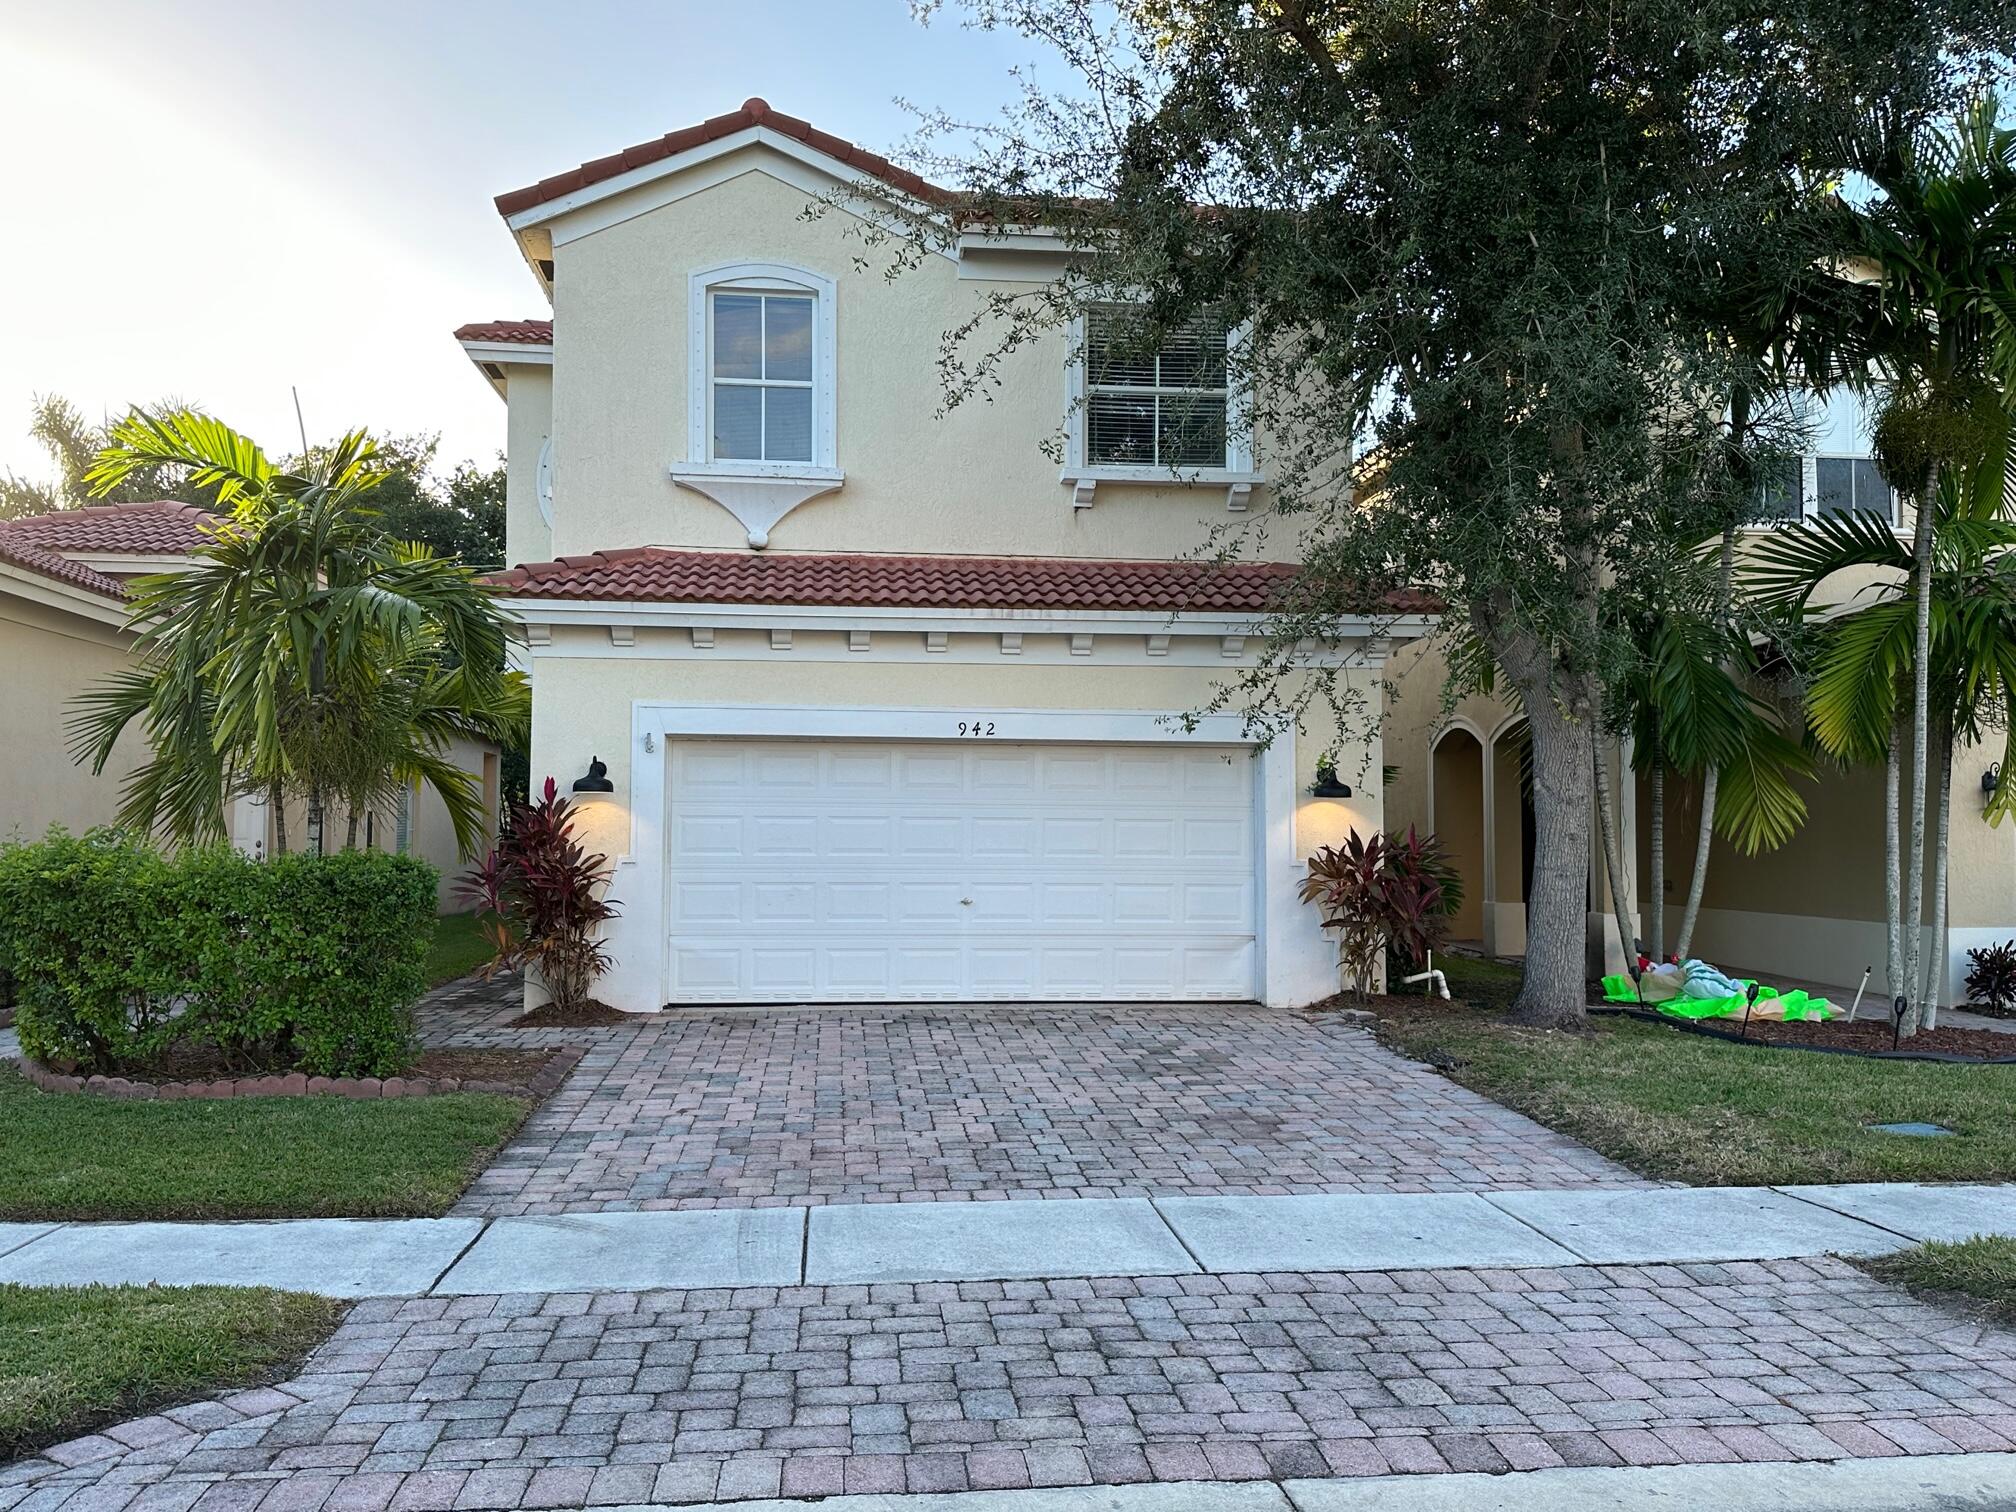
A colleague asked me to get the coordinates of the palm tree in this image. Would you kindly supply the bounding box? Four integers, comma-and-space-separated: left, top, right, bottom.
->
1750, 446, 2016, 1029
69, 410, 527, 856
1779, 96, 2016, 1030
1608, 595, 1813, 963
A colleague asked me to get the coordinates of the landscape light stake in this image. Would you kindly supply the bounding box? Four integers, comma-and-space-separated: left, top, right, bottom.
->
1739, 981, 1761, 1041
1846, 966, 1872, 1023
1892, 993, 1909, 1051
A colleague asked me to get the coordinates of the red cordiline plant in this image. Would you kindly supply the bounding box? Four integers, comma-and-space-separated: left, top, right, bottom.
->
1299, 827, 1462, 1001
460, 778, 619, 1013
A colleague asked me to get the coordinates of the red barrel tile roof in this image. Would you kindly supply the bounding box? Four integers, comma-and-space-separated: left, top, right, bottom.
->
489, 547, 1435, 616
0, 533, 129, 599
454, 319, 555, 345
3, 500, 216, 556
494, 98, 952, 220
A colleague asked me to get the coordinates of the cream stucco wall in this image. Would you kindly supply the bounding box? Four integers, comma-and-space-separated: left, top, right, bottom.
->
537, 157, 1290, 565
503, 366, 554, 569
0, 590, 145, 843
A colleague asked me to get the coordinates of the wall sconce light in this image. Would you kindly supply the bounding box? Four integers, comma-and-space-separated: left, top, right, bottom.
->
572, 756, 615, 794
1309, 763, 1354, 799
1985, 763, 2002, 810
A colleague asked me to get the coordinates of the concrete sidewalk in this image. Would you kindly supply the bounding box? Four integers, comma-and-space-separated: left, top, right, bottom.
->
2, 1183, 2012, 1298
554, 1454, 2016, 1509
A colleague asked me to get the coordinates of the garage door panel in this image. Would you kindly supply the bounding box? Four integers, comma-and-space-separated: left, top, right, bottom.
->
969, 882, 1039, 925
893, 948, 962, 993
829, 749, 896, 788
1041, 817, 1104, 858
895, 815, 963, 858
1184, 882, 1252, 928
826, 948, 892, 993
972, 751, 1038, 790
673, 881, 743, 925
899, 751, 965, 790
1114, 817, 1179, 860
829, 883, 894, 925
750, 948, 816, 994
971, 816, 1040, 859
666, 740, 1256, 1003
823, 814, 894, 858
748, 883, 815, 925
1041, 882, 1104, 924
1184, 816, 1249, 861
895, 881, 966, 925
749, 815, 816, 858
676, 814, 745, 860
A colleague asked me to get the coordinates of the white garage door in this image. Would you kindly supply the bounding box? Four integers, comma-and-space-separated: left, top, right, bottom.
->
665, 740, 1258, 1003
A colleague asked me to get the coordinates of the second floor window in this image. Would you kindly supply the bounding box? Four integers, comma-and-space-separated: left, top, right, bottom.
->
1758, 454, 1897, 524
711, 290, 814, 464
1084, 310, 1230, 469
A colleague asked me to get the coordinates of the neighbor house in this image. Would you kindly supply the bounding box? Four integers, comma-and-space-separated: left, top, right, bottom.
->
1382, 384, 2016, 1006
0, 501, 496, 906
457, 97, 1432, 1012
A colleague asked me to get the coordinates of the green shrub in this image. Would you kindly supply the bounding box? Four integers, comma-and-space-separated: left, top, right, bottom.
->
0, 830, 436, 1078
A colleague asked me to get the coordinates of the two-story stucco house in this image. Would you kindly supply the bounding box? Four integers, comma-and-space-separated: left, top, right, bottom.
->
457, 98, 1431, 1013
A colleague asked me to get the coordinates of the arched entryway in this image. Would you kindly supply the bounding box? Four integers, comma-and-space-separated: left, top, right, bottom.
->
1430, 725, 1487, 944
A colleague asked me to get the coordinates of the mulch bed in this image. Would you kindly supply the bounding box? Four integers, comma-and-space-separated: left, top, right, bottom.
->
9, 1045, 585, 1101
1661, 1010, 2016, 1060
508, 1000, 638, 1028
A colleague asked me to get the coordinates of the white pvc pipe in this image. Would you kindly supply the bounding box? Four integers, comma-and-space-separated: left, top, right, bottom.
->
1403, 951, 1452, 1000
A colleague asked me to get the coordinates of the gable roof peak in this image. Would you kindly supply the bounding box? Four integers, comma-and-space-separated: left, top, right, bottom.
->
493, 97, 951, 223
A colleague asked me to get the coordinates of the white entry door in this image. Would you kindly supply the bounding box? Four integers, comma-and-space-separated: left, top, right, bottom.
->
664, 739, 1258, 1002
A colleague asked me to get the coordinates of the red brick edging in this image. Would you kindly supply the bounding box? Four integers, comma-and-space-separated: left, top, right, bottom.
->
6, 1046, 584, 1102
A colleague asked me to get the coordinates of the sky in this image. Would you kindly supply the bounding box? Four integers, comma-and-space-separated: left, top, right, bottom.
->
0, 0, 1041, 486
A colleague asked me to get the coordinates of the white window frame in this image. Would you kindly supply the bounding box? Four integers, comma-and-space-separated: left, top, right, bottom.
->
684, 261, 839, 480
1061, 308, 1261, 510
1753, 452, 1900, 529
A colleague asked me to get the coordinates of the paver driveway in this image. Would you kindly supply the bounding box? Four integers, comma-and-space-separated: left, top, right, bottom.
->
428, 978, 1650, 1217
12, 1259, 2016, 1508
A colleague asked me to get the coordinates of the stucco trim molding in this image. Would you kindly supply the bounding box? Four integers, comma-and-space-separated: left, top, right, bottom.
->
584, 700, 1338, 1013
668, 470, 844, 550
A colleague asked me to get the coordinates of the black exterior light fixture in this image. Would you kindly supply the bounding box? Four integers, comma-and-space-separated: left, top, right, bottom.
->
1309, 762, 1354, 799
1984, 763, 2002, 811
573, 756, 615, 794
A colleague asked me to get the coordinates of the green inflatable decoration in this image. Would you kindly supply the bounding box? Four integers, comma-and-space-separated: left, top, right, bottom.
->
1600, 975, 1836, 1023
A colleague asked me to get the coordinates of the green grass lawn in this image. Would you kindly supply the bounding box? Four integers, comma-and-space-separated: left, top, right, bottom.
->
424, 911, 497, 987
0, 1284, 340, 1461
1864, 1236, 2016, 1326
0, 1066, 530, 1222
1377, 994, 2016, 1187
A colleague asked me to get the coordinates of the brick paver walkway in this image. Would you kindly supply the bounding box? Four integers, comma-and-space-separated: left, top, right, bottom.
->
10, 1260, 2016, 1508
425, 979, 1648, 1216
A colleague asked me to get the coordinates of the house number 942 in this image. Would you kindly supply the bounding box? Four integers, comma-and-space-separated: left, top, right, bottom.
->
957, 720, 997, 737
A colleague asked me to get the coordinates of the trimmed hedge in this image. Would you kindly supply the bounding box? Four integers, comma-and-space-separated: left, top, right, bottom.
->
0, 831, 437, 1078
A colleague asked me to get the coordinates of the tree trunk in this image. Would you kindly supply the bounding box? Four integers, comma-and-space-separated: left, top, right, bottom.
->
1884, 707, 1905, 1021
1591, 727, 1636, 975
1675, 525, 1738, 959
1920, 714, 1953, 1031
1648, 752, 1665, 961
1899, 468, 1937, 1037
270, 784, 288, 857
345, 806, 360, 853
1673, 767, 1715, 959
1507, 690, 1596, 1026
306, 786, 325, 859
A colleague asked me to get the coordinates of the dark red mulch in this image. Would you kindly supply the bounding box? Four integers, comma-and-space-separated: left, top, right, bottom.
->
507, 1000, 637, 1028
1683, 1012, 2016, 1060
108, 1043, 563, 1086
